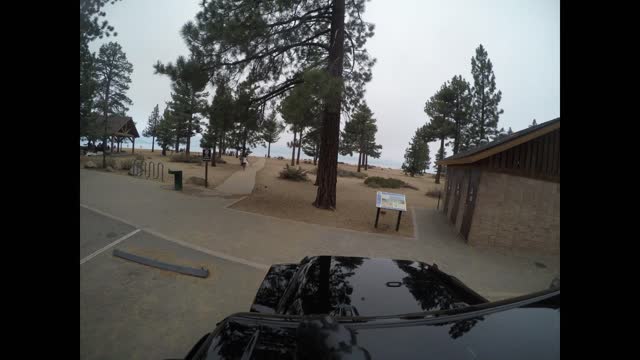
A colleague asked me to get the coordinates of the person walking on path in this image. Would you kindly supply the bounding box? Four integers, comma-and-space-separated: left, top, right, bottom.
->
240, 154, 248, 170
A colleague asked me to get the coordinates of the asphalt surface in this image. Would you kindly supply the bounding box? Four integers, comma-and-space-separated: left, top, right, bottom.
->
80, 206, 265, 360
80, 169, 559, 359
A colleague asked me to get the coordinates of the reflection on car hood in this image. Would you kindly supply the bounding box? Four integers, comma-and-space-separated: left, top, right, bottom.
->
200, 290, 560, 360
278, 256, 487, 316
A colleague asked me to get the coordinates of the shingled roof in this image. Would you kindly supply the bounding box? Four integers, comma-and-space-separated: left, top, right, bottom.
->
438, 117, 560, 166
95, 115, 140, 138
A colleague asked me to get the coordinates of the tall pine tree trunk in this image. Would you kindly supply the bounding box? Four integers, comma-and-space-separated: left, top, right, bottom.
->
242, 128, 247, 157
102, 78, 111, 169
151, 136, 155, 152
291, 129, 297, 166
313, 0, 345, 209
296, 130, 302, 165
267, 142, 271, 158
186, 114, 192, 156
435, 136, 445, 184
357, 152, 362, 172
211, 136, 217, 167
365, 154, 368, 170
313, 144, 318, 165
219, 131, 224, 158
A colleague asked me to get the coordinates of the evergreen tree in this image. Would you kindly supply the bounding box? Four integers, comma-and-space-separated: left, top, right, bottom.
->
232, 78, 263, 156
448, 75, 472, 154
181, 0, 376, 209
279, 82, 322, 166
209, 78, 235, 157
156, 105, 176, 156
402, 128, 430, 177
143, 104, 160, 152
261, 111, 285, 158
94, 41, 133, 167
80, 1, 121, 140
468, 44, 504, 146
424, 82, 455, 184
339, 103, 378, 172
154, 55, 209, 156
529, 119, 537, 127
302, 126, 322, 165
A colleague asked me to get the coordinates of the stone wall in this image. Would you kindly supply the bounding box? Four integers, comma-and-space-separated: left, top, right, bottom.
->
468, 171, 560, 254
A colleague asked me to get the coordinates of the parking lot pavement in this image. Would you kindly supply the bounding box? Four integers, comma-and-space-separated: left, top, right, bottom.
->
80, 208, 267, 360
81, 206, 137, 261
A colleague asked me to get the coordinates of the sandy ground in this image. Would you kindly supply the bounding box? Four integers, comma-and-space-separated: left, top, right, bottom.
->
231, 157, 445, 237
80, 149, 251, 188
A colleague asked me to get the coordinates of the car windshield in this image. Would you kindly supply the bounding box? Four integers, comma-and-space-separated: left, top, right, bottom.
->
80, 1, 559, 359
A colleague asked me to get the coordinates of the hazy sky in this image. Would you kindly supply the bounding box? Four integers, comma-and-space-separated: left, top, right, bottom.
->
90, 0, 559, 169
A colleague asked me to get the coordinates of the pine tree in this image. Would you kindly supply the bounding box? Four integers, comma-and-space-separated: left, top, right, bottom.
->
424, 82, 455, 184
261, 111, 284, 158
339, 103, 378, 172
156, 105, 176, 156
529, 119, 537, 127
143, 105, 160, 152
154, 55, 209, 156
232, 78, 263, 157
181, 0, 376, 209
302, 126, 322, 165
468, 44, 504, 146
279, 82, 322, 166
209, 78, 235, 157
402, 128, 430, 177
448, 75, 472, 154
80, 1, 121, 140
94, 41, 133, 167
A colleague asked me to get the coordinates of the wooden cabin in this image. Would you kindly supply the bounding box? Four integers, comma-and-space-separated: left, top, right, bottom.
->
437, 118, 560, 254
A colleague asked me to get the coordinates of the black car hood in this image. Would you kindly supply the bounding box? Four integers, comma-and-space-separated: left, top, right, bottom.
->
272, 256, 487, 316
196, 290, 560, 360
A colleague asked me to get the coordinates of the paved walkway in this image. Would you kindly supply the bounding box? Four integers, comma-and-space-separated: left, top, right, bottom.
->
215, 157, 265, 195
80, 169, 559, 300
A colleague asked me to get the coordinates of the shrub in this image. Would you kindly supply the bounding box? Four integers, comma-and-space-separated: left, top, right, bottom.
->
425, 188, 442, 198
364, 176, 407, 189
94, 157, 117, 169
403, 183, 419, 190
187, 176, 206, 186
307, 167, 318, 175
119, 158, 135, 170
135, 154, 145, 160
170, 153, 202, 164
337, 169, 367, 179
279, 165, 308, 181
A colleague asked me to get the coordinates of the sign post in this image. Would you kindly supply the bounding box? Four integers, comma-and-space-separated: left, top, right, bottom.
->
202, 149, 212, 188
374, 191, 407, 231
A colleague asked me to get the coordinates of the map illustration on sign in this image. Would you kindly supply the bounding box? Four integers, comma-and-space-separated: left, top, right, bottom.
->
376, 191, 407, 211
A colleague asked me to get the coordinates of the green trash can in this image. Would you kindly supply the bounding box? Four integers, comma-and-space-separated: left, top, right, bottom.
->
168, 169, 183, 190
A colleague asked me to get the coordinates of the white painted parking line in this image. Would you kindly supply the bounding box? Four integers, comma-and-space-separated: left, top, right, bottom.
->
80, 229, 141, 265
80, 203, 269, 271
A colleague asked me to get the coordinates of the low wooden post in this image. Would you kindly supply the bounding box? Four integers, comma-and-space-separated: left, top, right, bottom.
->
204, 160, 209, 188
396, 211, 402, 231
374, 208, 381, 228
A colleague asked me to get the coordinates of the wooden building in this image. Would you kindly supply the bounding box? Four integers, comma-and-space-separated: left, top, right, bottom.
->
437, 118, 560, 253
98, 116, 140, 153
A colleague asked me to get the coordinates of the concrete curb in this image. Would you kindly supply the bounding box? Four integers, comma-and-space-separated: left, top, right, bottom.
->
113, 248, 209, 278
